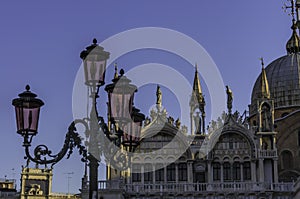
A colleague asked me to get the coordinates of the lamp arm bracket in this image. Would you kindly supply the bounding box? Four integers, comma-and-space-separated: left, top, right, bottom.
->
24, 121, 87, 167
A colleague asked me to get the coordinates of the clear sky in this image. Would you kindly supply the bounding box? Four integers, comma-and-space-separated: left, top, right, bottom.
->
0, 0, 293, 194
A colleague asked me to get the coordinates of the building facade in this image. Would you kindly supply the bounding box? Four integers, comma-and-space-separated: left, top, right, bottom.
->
0, 178, 18, 199
19, 167, 80, 199
77, 5, 300, 199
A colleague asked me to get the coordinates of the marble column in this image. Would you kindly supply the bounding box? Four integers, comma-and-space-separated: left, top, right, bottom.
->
220, 163, 224, 182
273, 159, 278, 183
141, 165, 144, 184
187, 162, 193, 183
240, 163, 244, 181
175, 164, 179, 184
207, 161, 212, 183
153, 165, 156, 184
251, 161, 256, 182
259, 159, 264, 182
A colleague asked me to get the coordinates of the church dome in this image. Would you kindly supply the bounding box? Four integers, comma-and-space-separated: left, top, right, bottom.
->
251, 53, 300, 113
250, 20, 300, 116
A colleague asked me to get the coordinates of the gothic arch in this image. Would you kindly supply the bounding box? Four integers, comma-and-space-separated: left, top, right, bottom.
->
144, 156, 152, 163
259, 101, 271, 110
233, 156, 241, 162
280, 149, 294, 170
223, 130, 256, 157
209, 128, 256, 159
243, 156, 251, 162
222, 156, 231, 163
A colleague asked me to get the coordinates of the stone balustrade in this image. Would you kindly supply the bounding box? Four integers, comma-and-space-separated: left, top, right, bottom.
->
96, 180, 294, 194
258, 149, 278, 158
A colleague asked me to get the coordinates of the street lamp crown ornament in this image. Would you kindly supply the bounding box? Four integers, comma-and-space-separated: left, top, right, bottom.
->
79, 38, 105, 59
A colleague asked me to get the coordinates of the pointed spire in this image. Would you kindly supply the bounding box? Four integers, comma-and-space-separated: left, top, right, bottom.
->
190, 64, 206, 135
192, 63, 203, 103
286, 19, 300, 54
260, 58, 271, 99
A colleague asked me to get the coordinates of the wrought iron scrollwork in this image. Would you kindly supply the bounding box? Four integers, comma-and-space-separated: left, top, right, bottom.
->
24, 122, 87, 167
110, 149, 130, 171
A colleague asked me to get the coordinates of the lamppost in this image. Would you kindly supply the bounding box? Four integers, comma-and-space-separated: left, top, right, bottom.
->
12, 84, 87, 166
12, 39, 145, 199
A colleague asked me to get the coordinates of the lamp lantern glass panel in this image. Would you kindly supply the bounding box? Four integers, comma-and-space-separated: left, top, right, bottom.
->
109, 90, 133, 122
15, 105, 40, 135
83, 53, 107, 86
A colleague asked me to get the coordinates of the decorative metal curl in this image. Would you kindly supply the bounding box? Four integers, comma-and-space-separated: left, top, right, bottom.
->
23, 121, 87, 168
73, 116, 132, 171
109, 150, 130, 171
74, 118, 90, 138
101, 143, 128, 171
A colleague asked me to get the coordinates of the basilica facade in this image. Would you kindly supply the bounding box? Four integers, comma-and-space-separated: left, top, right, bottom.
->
78, 5, 300, 199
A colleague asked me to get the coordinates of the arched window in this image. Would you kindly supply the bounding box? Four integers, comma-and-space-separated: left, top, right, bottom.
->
243, 162, 251, 180
213, 163, 221, 181
282, 150, 293, 169
144, 163, 153, 183
232, 162, 241, 181
178, 163, 187, 181
155, 164, 164, 182
223, 162, 231, 181
167, 163, 176, 182
132, 164, 141, 182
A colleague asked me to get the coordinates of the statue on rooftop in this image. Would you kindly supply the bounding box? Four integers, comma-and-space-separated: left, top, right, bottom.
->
226, 85, 233, 114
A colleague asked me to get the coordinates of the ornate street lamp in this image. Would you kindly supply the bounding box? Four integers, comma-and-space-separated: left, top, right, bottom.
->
13, 38, 145, 199
80, 39, 145, 199
12, 85, 87, 165
79, 38, 110, 199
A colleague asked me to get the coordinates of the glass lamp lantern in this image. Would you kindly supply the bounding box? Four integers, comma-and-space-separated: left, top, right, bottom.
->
122, 107, 145, 151
80, 38, 110, 87
12, 85, 44, 135
105, 69, 137, 125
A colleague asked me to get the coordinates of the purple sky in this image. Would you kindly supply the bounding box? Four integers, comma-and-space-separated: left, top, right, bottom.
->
0, 0, 293, 194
